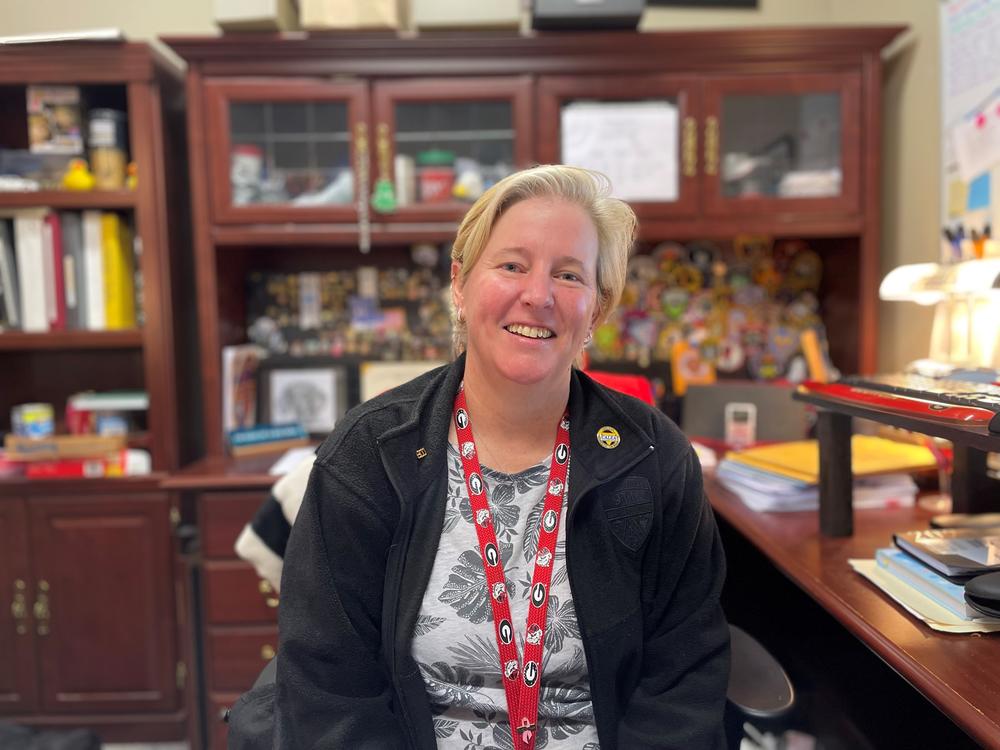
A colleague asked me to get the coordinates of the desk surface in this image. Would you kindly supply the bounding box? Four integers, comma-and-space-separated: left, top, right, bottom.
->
161, 455, 275, 490
707, 475, 1000, 749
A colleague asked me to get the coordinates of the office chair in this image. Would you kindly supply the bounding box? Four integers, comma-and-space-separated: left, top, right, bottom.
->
725, 624, 796, 749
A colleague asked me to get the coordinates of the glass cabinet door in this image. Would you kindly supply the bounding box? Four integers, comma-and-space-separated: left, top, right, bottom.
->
204, 80, 369, 224
537, 75, 701, 221
702, 73, 860, 217
371, 77, 532, 221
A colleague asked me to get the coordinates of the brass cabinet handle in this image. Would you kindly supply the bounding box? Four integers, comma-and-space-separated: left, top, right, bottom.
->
34, 580, 50, 636
682, 116, 698, 178
261, 644, 276, 661
376, 122, 392, 182
354, 121, 372, 253
704, 116, 719, 176
258, 579, 279, 609
10, 579, 28, 636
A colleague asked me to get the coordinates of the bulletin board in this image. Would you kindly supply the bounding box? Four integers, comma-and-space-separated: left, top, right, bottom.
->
940, 0, 1000, 249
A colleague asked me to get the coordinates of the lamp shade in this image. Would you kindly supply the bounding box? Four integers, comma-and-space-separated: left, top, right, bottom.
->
879, 258, 1000, 304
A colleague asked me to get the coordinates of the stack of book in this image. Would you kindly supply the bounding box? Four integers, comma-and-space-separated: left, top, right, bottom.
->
851, 526, 1000, 633
0, 210, 138, 332
716, 435, 935, 512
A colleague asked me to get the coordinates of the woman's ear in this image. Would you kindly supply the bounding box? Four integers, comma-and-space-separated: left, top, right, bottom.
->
451, 260, 464, 313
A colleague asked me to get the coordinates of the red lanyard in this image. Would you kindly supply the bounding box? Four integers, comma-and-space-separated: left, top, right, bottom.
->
452, 386, 570, 750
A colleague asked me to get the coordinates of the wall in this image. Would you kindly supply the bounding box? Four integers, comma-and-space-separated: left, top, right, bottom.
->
2, 0, 938, 373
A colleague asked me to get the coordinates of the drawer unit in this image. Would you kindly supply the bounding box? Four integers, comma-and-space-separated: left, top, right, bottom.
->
206, 626, 279, 692
203, 561, 279, 625
196, 490, 277, 748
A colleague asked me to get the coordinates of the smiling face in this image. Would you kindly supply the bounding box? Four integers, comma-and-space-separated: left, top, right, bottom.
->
453, 196, 599, 392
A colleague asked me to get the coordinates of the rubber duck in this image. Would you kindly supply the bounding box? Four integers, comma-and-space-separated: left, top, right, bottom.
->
126, 162, 138, 190
62, 159, 95, 191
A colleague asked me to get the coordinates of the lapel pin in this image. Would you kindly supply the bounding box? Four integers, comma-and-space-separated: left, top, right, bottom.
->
416, 448, 428, 459
596, 426, 621, 449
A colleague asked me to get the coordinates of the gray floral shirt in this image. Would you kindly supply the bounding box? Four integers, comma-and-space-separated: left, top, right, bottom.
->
411, 444, 601, 750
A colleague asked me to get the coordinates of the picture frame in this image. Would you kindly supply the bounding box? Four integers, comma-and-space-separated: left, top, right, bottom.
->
646, 0, 756, 6
258, 359, 350, 436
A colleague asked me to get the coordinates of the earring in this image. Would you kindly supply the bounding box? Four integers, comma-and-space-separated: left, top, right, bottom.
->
584, 331, 593, 346
457, 306, 466, 324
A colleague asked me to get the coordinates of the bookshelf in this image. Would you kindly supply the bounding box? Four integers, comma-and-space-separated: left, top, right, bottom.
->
0, 42, 195, 743
0, 42, 196, 473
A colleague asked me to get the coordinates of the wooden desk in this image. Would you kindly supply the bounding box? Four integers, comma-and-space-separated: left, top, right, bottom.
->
707, 475, 1000, 749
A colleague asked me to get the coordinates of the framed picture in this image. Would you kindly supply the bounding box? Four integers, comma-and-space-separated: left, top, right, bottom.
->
259, 363, 349, 435
647, 0, 756, 6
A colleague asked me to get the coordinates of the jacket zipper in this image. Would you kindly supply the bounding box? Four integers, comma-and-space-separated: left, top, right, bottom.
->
565, 443, 655, 748
378, 438, 420, 749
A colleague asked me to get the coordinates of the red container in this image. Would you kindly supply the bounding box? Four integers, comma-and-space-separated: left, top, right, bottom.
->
419, 166, 455, 203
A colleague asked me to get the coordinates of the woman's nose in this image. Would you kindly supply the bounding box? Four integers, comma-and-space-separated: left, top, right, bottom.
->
520, 270, 554, 308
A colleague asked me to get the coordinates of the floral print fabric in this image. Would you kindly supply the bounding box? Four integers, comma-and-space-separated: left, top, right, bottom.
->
411, 445, 600, 750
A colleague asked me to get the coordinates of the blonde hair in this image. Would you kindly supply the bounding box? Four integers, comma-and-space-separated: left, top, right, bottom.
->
450, 164, 637, 356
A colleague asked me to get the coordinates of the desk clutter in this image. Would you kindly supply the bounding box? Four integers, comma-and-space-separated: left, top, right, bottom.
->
851, 520, 1000, 634
2, 390, 151, 478
715, 435, 934, 512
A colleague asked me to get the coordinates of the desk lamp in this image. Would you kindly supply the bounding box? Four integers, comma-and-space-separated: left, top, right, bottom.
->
879, 258, 1000, 371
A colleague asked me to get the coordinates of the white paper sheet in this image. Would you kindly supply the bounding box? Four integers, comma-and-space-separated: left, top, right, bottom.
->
561, 101, 678, 202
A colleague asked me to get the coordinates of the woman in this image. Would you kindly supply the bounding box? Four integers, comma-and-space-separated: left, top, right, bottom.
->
275, 165, 730, 749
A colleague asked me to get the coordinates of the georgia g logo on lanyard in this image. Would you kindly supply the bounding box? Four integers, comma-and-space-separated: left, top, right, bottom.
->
452, 385, 570, 750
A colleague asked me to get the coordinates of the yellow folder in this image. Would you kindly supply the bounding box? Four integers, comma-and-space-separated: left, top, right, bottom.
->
725, 435, 937, 484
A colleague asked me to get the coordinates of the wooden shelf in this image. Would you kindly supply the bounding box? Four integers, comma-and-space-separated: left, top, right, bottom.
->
0, 190, 138, 210
0, 329, 143, 351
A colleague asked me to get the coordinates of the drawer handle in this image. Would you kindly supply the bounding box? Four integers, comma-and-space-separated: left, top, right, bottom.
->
259, 579, 279, 608
11, 579, 28, 636
261, 644, 276, 661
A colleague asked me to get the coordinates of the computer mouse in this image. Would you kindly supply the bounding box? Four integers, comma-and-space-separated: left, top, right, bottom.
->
964, 571, 1000, 618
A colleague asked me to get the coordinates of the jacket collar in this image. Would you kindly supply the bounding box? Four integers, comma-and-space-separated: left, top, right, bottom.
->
377, 355, 656, 507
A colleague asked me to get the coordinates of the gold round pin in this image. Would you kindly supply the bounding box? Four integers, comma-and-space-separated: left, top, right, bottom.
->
596, 426, 620, 449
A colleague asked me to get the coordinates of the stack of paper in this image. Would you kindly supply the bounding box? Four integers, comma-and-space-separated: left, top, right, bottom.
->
716, 435, 934, 512
850, 553, 1000, 634
717, 459, 917, 512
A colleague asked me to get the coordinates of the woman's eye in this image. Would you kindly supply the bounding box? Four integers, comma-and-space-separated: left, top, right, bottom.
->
500, 262, 520, 272
558, 272, 582, 282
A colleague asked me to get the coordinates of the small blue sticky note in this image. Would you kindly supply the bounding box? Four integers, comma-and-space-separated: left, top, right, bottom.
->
967, 172, 991, 211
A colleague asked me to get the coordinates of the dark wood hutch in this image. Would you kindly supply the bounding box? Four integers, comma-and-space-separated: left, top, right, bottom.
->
163, 26, 902, 748
0, 42, 195, 742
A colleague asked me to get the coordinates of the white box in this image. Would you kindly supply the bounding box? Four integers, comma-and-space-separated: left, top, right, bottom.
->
215, 0, 299, 32
299, 0, 405, 30
411, 0, 522, 29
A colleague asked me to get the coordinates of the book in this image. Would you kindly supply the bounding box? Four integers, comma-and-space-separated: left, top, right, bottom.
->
0, 219, 18, 328
68, 390, 149, 411
13, 210, 48, 332
894, 527, 1000, 580
222, 344, 266, 432
82, 210, 105, 330
725, 435, 937, 484
875, 547, 987, 621
23, 448, 151, 479
43, 211, 66, 330
228, 423, 309, 457
100, 213, 136, 329
4, 433, 126, 461
60, 212, 86, 329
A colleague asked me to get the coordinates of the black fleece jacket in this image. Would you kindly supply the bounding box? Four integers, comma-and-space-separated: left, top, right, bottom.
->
275, 356, 730, 749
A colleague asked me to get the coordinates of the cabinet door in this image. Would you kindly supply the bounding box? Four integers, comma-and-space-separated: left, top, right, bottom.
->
204, 78, 370, 224
537, 75, 701, 221
28, 493, 178, 714
0, 499, 38, 714
702, 73, 861, 217
371, 77, 533, 221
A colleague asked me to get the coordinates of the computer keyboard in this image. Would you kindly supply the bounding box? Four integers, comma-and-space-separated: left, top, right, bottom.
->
838, 373, 1000, 411
829, 373, 1000, 435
